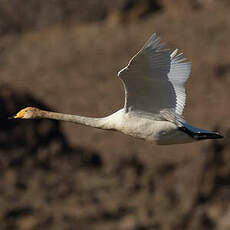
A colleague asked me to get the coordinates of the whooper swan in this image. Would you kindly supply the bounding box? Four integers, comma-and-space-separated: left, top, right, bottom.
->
11, 33, 223, 145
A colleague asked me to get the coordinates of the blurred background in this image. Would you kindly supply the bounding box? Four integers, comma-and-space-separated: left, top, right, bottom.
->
0, 0, 230, 229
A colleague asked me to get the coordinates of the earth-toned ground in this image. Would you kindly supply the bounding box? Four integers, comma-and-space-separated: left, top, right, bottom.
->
0, 1, 230, 229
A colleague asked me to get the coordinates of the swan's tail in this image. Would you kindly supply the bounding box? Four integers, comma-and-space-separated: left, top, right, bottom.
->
179, 123, 224, 140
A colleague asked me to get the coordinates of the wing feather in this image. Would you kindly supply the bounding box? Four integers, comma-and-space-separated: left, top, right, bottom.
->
118, 33, 191, 120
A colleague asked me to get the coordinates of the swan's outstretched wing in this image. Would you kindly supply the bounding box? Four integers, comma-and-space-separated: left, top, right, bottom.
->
118, 33, 191, 120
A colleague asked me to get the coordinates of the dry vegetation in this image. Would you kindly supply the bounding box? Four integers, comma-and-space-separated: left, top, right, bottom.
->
0, 1, 230, 230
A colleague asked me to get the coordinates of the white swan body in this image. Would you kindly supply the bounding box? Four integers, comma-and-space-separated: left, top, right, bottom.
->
103, 109, 194, 145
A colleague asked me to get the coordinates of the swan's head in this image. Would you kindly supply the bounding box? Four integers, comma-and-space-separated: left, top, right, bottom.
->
12, 107, 40, 119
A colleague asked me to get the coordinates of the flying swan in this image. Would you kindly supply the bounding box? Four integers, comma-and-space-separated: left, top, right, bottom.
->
11, 33, 223, 145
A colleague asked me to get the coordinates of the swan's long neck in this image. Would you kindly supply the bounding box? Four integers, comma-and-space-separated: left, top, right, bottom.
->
38, 110, 113, 130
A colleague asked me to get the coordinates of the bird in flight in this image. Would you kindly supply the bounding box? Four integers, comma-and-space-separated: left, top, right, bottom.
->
11, 33, 223, 144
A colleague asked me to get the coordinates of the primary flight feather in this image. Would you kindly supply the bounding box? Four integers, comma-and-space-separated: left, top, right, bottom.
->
11, 33, 223, 145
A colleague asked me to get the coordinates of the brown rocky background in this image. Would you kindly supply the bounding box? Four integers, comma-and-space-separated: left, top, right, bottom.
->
0, 0, 230, 229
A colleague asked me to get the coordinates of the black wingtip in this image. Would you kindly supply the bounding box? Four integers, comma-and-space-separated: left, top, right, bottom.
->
193, 132, 224, 140
213, 133, 224, 139
179, 126, 224, 140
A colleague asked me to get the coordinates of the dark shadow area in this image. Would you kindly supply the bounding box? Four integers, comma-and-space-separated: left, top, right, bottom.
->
215, 64, 230, 79
0, 85, 102, 171
122, 0, 163, 18
4, 207, 34, 220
